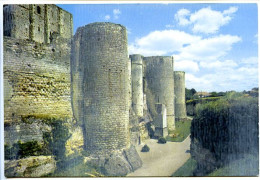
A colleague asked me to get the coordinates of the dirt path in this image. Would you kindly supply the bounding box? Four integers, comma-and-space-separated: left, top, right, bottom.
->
127, 136, 191, 177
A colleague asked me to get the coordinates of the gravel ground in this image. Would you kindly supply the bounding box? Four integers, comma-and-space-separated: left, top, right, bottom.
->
127, 136, 191, 177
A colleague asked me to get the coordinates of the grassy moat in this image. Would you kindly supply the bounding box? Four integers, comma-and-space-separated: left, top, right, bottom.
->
166, 118, 192, 142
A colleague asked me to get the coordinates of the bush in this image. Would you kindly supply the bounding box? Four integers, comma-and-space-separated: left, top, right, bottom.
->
141, 144, 150, 152
191, 92, 259, 164
5, 140, 42, 160
158, 137, 167, 144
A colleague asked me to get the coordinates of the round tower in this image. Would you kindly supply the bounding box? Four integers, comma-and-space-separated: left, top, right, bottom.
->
143, 56, 175, 131
73, 22, 130, 156
174, 71, 187, 121
130, 54, 144, 117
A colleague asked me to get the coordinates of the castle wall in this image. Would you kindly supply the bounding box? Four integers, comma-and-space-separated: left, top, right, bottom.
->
3, 36, 74, 145
144, 56, 175, 131
130, 54, 144, 117
3, 5, 30, 40
3, 4, 73, 44
72, 22, 130, 156
174, 71, 187, 120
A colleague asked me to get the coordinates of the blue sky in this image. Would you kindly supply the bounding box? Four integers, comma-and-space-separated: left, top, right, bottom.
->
58, 3, 258, 92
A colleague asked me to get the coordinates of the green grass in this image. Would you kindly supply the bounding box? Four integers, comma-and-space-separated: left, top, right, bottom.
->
208, 154, 259, 177
172, 157, 197, 177
172, 154, 259, 177
166, 119, 192, 142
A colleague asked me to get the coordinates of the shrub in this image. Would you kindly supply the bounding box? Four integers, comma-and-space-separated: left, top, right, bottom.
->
4, 140, 42, 160
158, 137, 167, 144
191, 92, 259, 164
141, 144, 150, 152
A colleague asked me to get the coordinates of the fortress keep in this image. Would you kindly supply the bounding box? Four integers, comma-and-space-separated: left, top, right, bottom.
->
3, 4, 73, 43
72, 23, 130, 156
144, 56, 176, 131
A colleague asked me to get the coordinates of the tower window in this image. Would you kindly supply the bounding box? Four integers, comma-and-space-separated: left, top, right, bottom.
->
38, 27, 40, 31
37, 6, 41, 14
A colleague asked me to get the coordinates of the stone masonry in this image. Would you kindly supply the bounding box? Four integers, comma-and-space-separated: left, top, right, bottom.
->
71, 22, 130, 156
174, 71, 187, 121
130, 54, 144, 117
143, 56, 175, 131
3, 4, 73, 43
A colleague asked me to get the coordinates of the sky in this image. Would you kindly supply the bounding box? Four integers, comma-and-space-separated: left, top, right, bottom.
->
57, 3, 258, 92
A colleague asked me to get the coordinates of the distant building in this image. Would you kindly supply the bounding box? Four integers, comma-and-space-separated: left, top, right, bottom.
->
195, 92, 211, 98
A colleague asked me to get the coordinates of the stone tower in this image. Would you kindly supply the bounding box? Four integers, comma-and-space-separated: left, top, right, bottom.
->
144, 56, 175, 131
71, 22, 130, 156
3, 4, 73, 44
174, 71, 187, 121
130, 54, 144, 117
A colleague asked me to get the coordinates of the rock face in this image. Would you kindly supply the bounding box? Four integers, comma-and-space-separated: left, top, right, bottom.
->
174, 71, 187, 121
123, 145, 142, 171
5, 156, 56, 177
3, 4, 84, 177
87, 146, 142, 176
71, 22, 131, 156
103, 153, 132, 176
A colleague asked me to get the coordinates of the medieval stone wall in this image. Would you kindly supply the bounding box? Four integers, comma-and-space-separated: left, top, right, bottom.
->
3, 36, 75, 145
71, 22, 130, 156
174, 71, 187, 120
3, 4, 73, 44
143, 56, 175, 131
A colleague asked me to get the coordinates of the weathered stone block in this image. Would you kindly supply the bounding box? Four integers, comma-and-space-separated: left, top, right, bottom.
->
103, 153, 132, 176
5, 156, 56, 177
123, 145, 142, 171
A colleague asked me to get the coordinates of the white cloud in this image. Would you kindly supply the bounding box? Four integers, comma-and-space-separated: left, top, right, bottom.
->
240, 56, 258, 65
165, 24, 175, 28
175, 6, 238, 34
174, 9, 191, 26
174, 34, 241, 62
175, 60, 199, 73
200, 60, 238, 69
104, 15, 110, 20
113, 9, 121, 19
128, 30, 200, 56
223, 6, 238, 15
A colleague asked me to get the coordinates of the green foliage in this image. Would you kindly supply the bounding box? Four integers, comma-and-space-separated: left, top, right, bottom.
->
208, 154, 259, 177
186, 97, 221, 116
141, 144, 150, 152
5, 140, 42, 160
185, 88, 197, 101
191, 92, 259, 168
46, 119, 71, 169
158, 137, 167, 144
172, 157, 197, 177
209, 91, 218, 97
166, 119, 192, 142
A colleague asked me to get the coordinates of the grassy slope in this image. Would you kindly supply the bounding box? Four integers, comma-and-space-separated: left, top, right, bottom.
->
172, 154, 259, 177
172, 157, 197, 177
208, 154, 259, 177
166, 119, 192, 142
